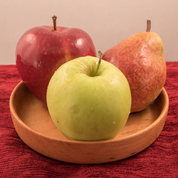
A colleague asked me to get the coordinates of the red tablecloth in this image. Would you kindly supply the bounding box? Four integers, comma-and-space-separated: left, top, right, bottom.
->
0, 63, 178, 177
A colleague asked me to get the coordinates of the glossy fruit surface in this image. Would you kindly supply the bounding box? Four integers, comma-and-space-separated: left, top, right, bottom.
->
16, 25, 96, 106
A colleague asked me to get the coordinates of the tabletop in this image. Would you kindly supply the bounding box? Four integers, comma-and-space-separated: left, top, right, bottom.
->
0, 62, 178, 177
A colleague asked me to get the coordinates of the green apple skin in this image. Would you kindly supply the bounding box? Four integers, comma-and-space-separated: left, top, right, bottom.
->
47, 56, 131, 141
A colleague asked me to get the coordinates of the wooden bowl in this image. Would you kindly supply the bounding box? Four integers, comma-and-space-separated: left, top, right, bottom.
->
10, 81, 169, 164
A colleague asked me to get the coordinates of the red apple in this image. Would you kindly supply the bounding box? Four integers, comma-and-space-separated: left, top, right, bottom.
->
16, 16, 96, 106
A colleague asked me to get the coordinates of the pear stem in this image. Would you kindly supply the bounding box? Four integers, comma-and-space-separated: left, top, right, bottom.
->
146, 20, 151, 32
94, 51, 102, 76
52, 15, 57, 31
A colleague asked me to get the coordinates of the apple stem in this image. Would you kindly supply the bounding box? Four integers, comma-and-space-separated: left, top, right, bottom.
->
146, 20, 151, 32
94, 51, 102, 76
52, 15, 57, 31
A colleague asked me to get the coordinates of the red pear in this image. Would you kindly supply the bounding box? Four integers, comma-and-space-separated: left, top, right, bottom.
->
103, 20, 166, 112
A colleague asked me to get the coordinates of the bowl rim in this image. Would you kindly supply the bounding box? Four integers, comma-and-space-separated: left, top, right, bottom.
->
9, 81, 169, 145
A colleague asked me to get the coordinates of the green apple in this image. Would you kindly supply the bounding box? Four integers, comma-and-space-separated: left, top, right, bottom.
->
47, 55, 131, 141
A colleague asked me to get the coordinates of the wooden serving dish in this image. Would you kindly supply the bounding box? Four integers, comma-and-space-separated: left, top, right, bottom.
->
10, 81, 169, 164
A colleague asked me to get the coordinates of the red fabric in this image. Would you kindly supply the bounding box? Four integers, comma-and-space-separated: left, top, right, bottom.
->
0, 63, 178, 177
